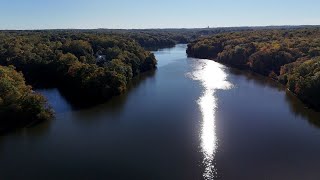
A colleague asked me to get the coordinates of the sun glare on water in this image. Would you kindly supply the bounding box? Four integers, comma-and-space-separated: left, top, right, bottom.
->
188, 59, 233, 179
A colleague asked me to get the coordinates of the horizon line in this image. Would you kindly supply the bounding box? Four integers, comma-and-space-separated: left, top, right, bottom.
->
1, 24, 320, 31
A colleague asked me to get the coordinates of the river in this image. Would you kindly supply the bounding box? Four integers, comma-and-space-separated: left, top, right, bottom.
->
1, 44, 320, 179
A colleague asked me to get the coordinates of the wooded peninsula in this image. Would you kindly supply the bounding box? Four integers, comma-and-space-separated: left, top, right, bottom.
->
0, 31, 157, 132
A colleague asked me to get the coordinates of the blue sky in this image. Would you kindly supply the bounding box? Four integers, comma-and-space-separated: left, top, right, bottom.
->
1, 0, 319, 29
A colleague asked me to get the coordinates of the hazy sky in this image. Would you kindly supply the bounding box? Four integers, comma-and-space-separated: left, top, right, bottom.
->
1, 0, 319, 29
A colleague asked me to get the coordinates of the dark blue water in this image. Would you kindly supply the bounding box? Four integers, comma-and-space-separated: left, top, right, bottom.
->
1, 44, 320, 180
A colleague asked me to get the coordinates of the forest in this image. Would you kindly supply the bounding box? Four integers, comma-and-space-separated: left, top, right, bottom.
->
187, 27, 320, 110
0, 31, 157, 133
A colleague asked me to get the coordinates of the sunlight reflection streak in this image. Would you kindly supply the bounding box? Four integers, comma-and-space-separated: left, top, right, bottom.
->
188, 59, 233, 180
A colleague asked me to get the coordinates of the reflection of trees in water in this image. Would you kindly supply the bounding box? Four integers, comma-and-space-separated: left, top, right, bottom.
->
25, 120, 52, 136
228, 67, 283, 91
0, 118, 52, 141
227, 66, 320, 128
70, 70, 157, 124
60, 70, 156, 120
146, 44, 176, 51
1, 70, 157, 136
285, 92, 320, 128
58, 70, 156, 110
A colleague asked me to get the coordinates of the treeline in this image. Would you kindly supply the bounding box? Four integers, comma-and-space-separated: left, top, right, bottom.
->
0, 31, 157, 132
79, 27, 281, 50
0, 65, 53, 133
129, 32, 186, 50
187, 28, 320, 110
107, 28, 268, 50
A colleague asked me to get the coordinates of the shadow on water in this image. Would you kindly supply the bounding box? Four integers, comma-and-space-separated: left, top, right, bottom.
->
145, 44, 175, 51
69, 70, 157, 124
0, 119, 52, 139
0, 70, 157, 138
227, 66, 320, 129
285, 92, 320, 128
228, 68, 284, 91
55, 70, 156, 111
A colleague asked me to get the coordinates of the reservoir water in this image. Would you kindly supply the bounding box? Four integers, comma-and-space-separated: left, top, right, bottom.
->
1, 44, 320, 179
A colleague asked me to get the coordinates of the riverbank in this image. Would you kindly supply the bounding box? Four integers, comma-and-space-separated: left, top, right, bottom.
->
187, 28, 320, 111
188, 55, 320, 111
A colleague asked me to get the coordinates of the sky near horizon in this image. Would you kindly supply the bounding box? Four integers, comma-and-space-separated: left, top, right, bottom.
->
0, 0, 319, 30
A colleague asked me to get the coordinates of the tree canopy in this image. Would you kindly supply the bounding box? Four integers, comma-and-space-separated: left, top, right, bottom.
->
0, 31, 157, 101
